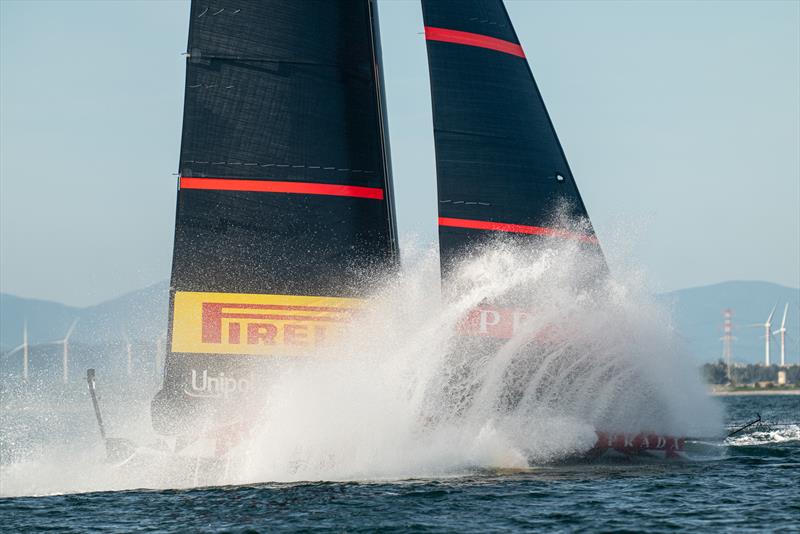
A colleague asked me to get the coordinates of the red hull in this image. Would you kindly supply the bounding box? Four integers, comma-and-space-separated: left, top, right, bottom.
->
589, 432, 687, 460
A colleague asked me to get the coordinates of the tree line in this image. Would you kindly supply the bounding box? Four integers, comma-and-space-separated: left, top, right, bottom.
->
701, 361, 800, 385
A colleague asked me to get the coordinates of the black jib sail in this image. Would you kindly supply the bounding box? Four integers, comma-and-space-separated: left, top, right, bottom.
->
152, 0, 397, 434
421, 0, 603, 273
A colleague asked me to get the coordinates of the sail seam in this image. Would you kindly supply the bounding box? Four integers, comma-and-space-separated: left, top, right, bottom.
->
182, 160, 374, 175
424, 27, 525, 58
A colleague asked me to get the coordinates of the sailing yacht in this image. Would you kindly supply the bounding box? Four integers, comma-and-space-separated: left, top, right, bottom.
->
95, 0, 688, 467
151, 0, 398, 439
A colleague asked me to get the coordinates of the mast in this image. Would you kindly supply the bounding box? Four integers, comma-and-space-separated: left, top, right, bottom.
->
153, 0, 398, 434
368, 0, 400, 259
421, 0, 605, 274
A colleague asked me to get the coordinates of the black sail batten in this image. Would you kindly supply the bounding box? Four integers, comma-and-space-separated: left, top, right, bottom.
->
421, 0, 604, 272
154, 0, 398, 434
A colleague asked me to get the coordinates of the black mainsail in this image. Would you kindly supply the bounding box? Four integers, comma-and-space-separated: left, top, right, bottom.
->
421, 0, 602, 273
153, 0, 397, 434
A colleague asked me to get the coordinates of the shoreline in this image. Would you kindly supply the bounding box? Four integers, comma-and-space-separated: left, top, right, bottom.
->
710, 389, 800, 397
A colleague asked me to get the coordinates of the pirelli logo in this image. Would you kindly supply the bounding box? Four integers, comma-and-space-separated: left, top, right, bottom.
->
171, 291, 362, 355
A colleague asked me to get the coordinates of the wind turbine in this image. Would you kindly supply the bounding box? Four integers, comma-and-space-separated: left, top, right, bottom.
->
155, 332, 166, 385
122, 332, 133, 377
772, 303, 789, 368
6, 319, 30, 382
50, 319, 79, 383
746, 306, 776, 366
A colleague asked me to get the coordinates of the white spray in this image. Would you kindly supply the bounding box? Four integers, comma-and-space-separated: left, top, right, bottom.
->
231, 238, 723, 483
1, 237, 724, 494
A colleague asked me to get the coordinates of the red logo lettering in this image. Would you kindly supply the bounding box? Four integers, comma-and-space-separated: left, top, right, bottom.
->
247, 323, 277, 345
201, 301, 354, 345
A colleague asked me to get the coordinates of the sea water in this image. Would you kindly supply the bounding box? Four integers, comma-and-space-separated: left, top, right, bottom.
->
1, 396, 797, 532
1, 241, 797, 531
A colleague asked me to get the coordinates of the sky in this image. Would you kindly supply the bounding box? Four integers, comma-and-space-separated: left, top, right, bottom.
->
1, 0, 798, 307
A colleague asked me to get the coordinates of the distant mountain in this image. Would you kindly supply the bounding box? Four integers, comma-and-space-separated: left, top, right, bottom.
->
1, 282, 169, 385
660, 281, 800, 365
0, 294, 80, 351
1, 280, 798, 366
0, 281, 169, 350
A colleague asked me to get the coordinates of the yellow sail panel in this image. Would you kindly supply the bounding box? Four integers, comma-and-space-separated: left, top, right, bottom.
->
171, 291, 363, 355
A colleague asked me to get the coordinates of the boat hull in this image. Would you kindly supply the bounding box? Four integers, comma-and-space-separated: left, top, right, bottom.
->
585, 432, 688, 461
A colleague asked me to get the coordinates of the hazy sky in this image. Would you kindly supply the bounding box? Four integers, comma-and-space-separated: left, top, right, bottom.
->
1, 0, 798, 307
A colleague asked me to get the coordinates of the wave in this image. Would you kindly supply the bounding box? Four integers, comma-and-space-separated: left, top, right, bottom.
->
725, 424, 800, 447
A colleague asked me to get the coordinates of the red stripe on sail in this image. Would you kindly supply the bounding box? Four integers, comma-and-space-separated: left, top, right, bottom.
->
424, 27, 525, 58
438, 217, 598, 244
180, 177, 384, 200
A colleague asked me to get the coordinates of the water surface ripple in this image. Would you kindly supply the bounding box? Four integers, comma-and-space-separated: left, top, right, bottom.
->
2, 396, 798, 533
